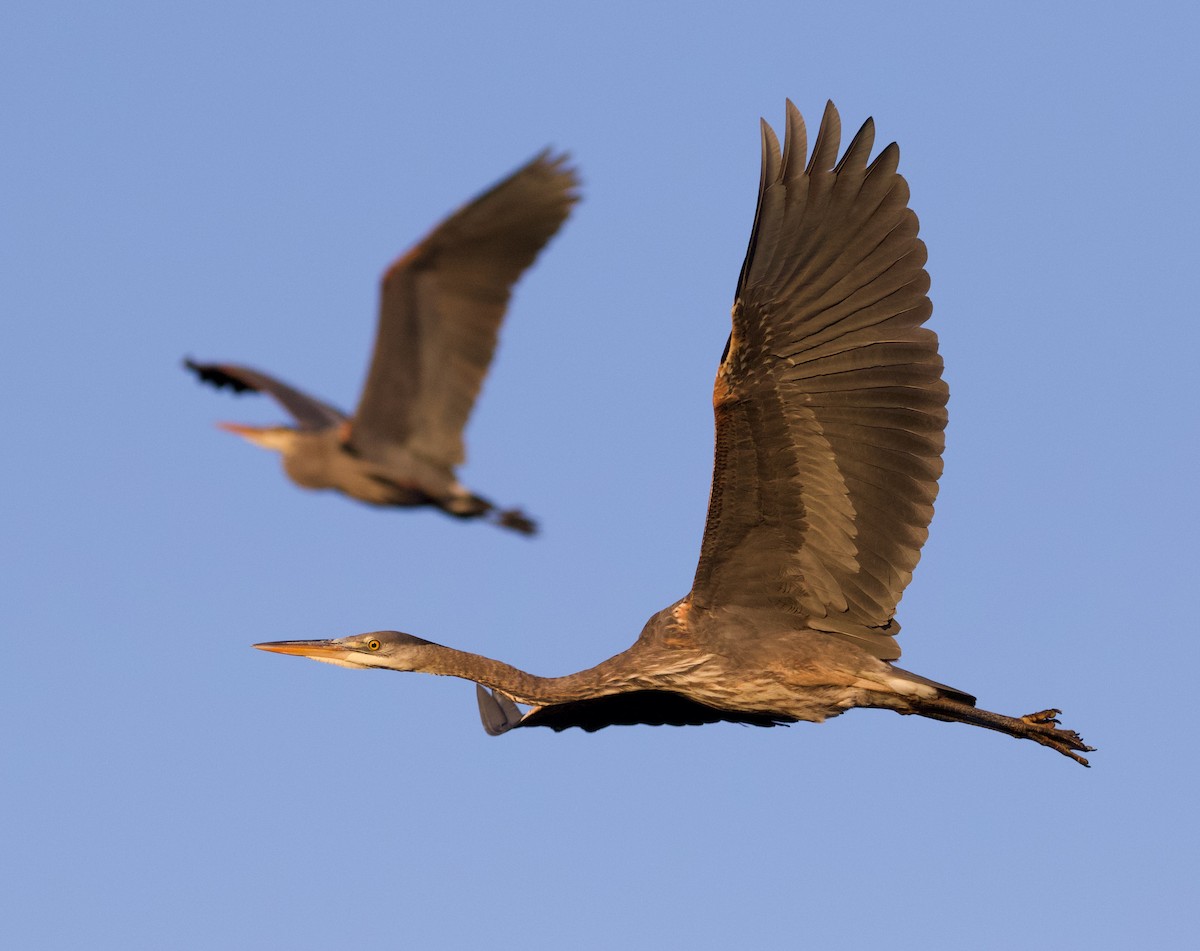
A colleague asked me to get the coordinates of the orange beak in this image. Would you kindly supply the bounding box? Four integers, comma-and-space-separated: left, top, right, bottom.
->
253, 639, 350, 660
216, 421, 265, 436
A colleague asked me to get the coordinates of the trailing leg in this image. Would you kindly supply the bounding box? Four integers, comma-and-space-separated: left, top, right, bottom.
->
440, 491, 537, 535
906, 697, 1094, 766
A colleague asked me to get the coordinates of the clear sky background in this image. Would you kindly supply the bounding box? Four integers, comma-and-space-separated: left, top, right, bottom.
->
4, 2, 1197, 947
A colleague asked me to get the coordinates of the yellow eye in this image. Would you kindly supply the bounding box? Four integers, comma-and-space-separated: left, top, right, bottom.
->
368, 639, 381, 651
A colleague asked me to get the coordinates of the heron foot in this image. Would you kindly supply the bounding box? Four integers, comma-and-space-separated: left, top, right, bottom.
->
1019, 708, 1095, 767
914, 697, 1095, 767
495, 508, 537, 535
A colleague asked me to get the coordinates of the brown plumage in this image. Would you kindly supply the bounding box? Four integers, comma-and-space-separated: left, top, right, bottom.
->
186, 151, 579, 533
256, 102, 1093, 765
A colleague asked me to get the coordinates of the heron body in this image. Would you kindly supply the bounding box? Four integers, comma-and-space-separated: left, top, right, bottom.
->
188, 151, 580, 533
261, 425, 481, 512
257, 102, 1093, 765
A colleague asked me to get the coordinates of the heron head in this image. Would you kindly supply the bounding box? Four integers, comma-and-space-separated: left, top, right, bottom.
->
254, 631, 434, 671
216, 421, 300, 453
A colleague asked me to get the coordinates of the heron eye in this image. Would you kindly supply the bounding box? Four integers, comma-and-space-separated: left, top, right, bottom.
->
368, 639, 381, 651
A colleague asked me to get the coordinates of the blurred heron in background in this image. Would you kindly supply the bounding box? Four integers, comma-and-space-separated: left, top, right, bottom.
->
188, 152, 578, 534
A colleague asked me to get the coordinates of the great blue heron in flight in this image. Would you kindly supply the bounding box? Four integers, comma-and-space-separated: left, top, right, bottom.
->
186, 152, 579, 534
257, 102, 1093, 765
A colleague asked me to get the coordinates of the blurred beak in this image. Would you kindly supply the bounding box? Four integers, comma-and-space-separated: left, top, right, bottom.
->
216, 421, 292, 452
217, 421, 268, 444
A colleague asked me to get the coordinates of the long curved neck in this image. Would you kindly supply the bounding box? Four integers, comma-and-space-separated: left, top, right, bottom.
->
406, 643, 636, 707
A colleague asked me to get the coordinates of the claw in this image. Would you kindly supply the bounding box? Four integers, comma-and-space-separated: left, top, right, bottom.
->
1060, 747, 1092, 768
1021, 710, 1095, 766
1021, 708, 1062, 726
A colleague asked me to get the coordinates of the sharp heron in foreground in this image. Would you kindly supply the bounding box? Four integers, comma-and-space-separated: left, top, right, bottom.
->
257, 102, 1093, 765
187, 152, 579, 534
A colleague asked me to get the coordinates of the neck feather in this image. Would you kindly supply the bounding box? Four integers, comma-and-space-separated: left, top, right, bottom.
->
408, 643, 629, 707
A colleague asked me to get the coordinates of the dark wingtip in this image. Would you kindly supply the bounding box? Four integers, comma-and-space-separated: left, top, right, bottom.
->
183, 359, 254, 394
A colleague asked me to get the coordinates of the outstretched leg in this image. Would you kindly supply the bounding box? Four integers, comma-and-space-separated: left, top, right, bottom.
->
440, 492, 537, 535
906, 697, 1095, 766
489, 507, 537, 535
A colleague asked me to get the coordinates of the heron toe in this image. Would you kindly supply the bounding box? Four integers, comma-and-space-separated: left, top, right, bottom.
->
1021, 708, 1063, 726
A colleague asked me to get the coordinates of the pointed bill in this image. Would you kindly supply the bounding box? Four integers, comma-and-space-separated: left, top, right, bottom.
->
252, 639, 366, 668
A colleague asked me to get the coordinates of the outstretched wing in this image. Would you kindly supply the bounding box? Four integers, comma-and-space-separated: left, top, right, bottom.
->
184, 359, 347, 431
350, 152, 579, 467
689, 102, 946, 660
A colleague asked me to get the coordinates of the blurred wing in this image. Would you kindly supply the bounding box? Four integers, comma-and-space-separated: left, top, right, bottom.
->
351, 152, 579, 466
184, 359, 347, 430
689, 101, 946, 660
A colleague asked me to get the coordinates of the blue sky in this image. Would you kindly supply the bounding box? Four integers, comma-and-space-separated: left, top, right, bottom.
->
4, 1, 1197, 947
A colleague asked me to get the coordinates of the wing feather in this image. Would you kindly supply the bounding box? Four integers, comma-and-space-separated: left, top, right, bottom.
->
690, 101, 946, 660
350, 152, 579, 466
183, 359, 347, 430
518, 690, 796, 732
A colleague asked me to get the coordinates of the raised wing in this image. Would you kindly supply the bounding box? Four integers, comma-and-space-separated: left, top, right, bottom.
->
350, 152, 579, 467
184, 359, 347, 430
689, 102, 946, 660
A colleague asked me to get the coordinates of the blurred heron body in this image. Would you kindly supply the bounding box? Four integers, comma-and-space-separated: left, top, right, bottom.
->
188, 152, 579, 534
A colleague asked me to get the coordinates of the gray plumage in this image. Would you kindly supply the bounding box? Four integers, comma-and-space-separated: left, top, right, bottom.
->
256, 102, 1093, 766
